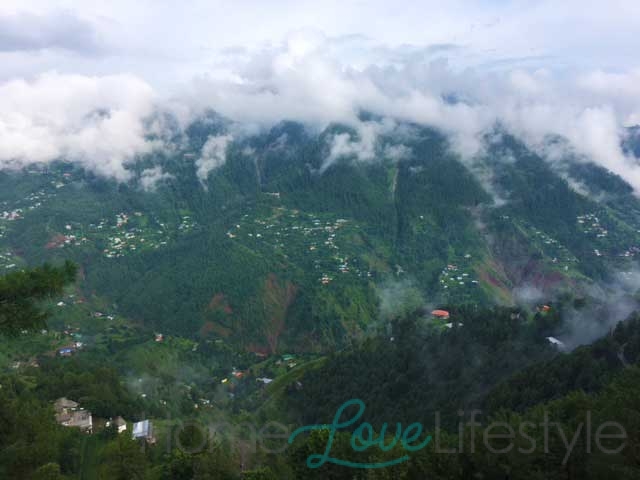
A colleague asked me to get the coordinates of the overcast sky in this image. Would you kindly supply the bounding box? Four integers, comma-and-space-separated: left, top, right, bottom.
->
1, 1, 639, 188
1, 1, 638, 86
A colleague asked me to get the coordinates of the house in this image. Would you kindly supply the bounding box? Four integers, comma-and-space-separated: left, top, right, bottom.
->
132, 420, 156, 444
54, 397, 93, 433
63, 410, 93, 432
431, 309, 450, 320
58, 345, 76, 357
546, 337, 566, 349
54, 397, 79, 411
444, 322, 463, 329
106, 416, 127, 434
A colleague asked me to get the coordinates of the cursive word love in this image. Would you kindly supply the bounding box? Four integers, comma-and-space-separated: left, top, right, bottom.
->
288, 398, 432, 469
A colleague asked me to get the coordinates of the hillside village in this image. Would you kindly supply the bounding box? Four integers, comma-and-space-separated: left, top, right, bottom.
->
226, 204, 377, 285
0, 168, 200, 264
50, 211, 198, 258
438, 256, 480, 293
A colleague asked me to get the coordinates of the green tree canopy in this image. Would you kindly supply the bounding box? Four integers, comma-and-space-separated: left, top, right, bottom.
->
0, 261, 77, 335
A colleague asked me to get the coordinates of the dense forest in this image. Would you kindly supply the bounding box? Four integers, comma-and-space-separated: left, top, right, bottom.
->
1, 264, 640, 478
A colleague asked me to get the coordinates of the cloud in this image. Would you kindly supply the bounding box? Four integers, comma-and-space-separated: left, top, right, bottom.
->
377, 278, 425, 322
0, 72, 156, 180
195, 134, 233, 184
512, 285, 546, 305
0, 4, 638, 194
322, 123, 379, 172
180, 32, 640, 191
559, 268, 640, 350
321, 119, 412, 172
0, 10, 105, 54
383, 143, 412, 162
139, 166, 173, 191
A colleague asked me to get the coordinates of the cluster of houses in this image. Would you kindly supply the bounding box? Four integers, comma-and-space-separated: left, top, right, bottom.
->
227, 208, 375, 285
177, 216, 196, 232
0, 249, 16, 270
53, 212, 198, 259
53, 397, 155, 443
0, 174, 71, 248
618, 246, 640, 259
46, 232, 88, 249
1, 187, 57, 223
221, 357, 294, 390
431, 309, 462, 329
501, 218, 579, 270
54, 325, 86, 357
531, 227, 579, 269
576, 213, 625, 259
439, 261, 479, 291
577, 213, 609, 239
0, 209, 22, 220
576, 214, 640, 260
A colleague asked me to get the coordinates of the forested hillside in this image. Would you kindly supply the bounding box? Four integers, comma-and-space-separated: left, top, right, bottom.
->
3, 265, 640, 478
2, 118, 640, 353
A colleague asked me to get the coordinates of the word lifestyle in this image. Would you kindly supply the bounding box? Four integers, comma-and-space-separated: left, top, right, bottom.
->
287, 402, 628, 469
288, 398, 432, 469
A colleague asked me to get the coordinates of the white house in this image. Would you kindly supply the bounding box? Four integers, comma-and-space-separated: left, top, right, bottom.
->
132, 420, 155, 444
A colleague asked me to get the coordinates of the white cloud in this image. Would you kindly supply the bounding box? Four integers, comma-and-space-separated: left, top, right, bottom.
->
383, 144, 412, 163
322, 119, 412, 171
0, 72, 156, 180
196, 134, 233, 183
179, 32, 640, 190
323, 123, 378, 172
0, 3, 638, 192
139, 166, 173, 191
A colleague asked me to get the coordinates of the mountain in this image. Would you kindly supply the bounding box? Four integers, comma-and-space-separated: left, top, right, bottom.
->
2, 116, 640, 354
